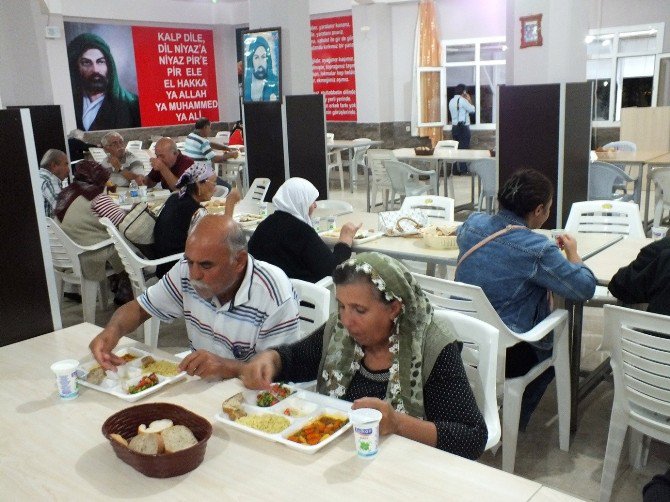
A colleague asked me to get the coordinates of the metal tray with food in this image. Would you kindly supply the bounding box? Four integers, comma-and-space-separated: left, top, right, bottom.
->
76, 346, 187, 402
318, 228, 385, 245
215, 383, 352, 454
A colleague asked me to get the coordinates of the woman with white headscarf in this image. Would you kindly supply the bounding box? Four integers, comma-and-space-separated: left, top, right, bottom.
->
248, 177, 360, 282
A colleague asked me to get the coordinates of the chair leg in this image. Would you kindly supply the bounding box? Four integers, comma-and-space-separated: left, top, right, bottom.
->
553, 325, 571, 452
628, 430, 650, 469
502, 378, 524, 473
98, 281, 109, 308
80, 279, 98, 324
143, 317, 160, 348
55, 275, 64, 304
599, 406, 628, 502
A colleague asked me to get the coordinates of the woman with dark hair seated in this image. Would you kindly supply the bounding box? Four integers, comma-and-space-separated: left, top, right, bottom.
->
240, 252, 488, 460
456, 168, 596, 430
153, 162, 233, 277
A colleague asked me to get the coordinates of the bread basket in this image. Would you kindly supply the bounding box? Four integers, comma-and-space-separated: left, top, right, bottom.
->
414, 146, 434, 156
421, 225, 459, 249
102, 402, 212, 478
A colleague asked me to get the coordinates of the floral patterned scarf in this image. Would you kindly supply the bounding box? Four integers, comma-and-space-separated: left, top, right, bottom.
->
318, 252, 448, 418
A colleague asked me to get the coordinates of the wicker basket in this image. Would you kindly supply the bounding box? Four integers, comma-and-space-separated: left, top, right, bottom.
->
101, 402, 212, 478
414, 146, 434, 156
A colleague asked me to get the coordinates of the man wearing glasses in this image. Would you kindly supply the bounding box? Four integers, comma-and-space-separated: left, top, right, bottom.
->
100, 131, 145, 187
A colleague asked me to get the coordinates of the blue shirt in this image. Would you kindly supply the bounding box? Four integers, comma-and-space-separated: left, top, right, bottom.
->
456, 210, 596, 346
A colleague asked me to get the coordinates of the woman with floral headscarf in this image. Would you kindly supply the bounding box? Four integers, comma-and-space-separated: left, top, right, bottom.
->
248, 177, 361, 283
153, 162, 237, 277
240, 252, 487, 459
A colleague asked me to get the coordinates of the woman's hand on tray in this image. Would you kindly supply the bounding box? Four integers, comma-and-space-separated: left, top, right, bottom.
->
239, 350, 282, 390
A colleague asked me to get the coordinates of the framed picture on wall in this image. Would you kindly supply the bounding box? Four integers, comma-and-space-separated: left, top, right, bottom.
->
519, 14, 543, 49
242, 27, 281, 103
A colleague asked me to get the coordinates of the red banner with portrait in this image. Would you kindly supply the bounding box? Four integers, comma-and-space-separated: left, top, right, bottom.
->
311, 16, 357, 122
132, 27, 219, 126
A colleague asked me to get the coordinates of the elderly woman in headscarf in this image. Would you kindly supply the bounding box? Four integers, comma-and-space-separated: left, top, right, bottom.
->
247, 177, 361, 283
153, 162, 237, 277
240, 252, 487, 459
55, 160, 131, 304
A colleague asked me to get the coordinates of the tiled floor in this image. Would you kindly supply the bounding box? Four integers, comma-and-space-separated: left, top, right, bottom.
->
59, 170, 666, 502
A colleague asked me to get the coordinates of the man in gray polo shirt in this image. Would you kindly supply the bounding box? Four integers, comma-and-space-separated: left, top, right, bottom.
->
89, 214, 300, 379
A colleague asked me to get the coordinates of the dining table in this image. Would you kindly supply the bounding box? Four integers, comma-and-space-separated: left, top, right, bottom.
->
328, 139, 383, 193
392, 148, 492, 210
0, 322, 584, 501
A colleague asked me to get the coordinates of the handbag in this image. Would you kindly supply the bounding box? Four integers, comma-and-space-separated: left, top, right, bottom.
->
378, 209, 428, 236
118, 202, 161, 245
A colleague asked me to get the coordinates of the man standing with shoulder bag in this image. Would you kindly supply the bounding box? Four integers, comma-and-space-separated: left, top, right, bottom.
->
448, 84, 475, 175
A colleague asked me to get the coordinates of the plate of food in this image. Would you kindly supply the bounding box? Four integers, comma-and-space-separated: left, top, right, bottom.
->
204, 197, 227, 213
318, 228, 384, 245
77, 346, 187, 402
215, 383, 352, 454
234, 213, 266, 226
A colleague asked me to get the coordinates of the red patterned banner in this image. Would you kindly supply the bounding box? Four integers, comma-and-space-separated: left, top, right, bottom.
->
311, 16, 357, 122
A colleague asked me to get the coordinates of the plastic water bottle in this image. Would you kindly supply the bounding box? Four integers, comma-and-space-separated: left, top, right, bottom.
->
128, 180, 139, 200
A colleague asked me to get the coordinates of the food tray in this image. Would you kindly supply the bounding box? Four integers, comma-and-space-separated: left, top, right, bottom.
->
76, 346, 187, 402
215, 385, 352, 454
318, 228, 385, 245
234, 212, 266, 226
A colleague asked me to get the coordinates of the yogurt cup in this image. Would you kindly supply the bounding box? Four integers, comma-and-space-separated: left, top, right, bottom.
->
50, 359, 80, 400
651, 226, 668, 241
349, 408, 382, 458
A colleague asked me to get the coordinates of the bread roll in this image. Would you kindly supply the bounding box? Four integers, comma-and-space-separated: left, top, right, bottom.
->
110, 433, 128, 447
162, 425, 198, 453
138, 418, 174, 434
128, 433, 165, 454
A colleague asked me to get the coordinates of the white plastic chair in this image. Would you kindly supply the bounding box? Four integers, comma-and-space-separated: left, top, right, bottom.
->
148, 141, 157, 151
650, 166, 670, 227
603, 141, 639, 186
215, 131, 231, 143
469, 158, 497, 214
126, 140, 143, 150
348, 139, 371, 193
242, 178, 270, 206
100, 218, 183, 348
46, 217, 114, 324
290, 279, 330, 339
599, 305, 670, 502
384, 160, 438, 205
175, 142, 186, 152
435, 140, 459, 198
400, 195, 454, 221
564, 200, 645, 237
366, 149, 396, 211
315, 200, 354, 216
588, 161, 640, 203
433, 309, 501, 451
413, 273, 571, 473
327, 148, 345, 191
88, 147, 106, 163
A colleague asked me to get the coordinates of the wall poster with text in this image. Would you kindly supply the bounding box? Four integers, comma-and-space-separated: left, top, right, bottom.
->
64, 22, 219, 131
311, 15, 357, 122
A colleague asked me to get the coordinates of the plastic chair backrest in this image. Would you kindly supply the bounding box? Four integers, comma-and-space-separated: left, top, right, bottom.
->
126, 140, 143, 150
100, 218, 149, 296
89, 147, 106, 163
175, 142, 186, 151
315, 200, 354, 216
216, 131, 231, 142
384, 160, 414, 194
432, 309, 501, 451
45, 217, 82, 276
401, 195, 454, 221
435, 140, 459, 150
243, 178, 271, 205
326, 133, 335, 144
650, 167, 670, 217
290, 279, 330, 338
412, 273, 521, 383
603, 141, 637, 152
564, 200, 645, 237
469, 158, 497, 197
367, 149, 394, 183
588, 161, 634, 201
352, 138, 371, 168
149, 141, 157, 151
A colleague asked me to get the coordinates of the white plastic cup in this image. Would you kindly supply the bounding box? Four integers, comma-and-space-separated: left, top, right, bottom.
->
258, 201, 268, 217
50, 359, 80, 400
651, 226, 668, 241
312, 217, 321, 231
138, 185, 148, 198
349, 408, 382, 458
327, 215, 337, 231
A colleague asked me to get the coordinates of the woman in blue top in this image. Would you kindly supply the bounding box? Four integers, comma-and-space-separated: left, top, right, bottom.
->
456, 168, 596, 429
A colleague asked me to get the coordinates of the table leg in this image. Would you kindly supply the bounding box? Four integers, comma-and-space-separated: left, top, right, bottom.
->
566, 299, 583, 436
644, 165, 653, 231
366, 167, 371, 212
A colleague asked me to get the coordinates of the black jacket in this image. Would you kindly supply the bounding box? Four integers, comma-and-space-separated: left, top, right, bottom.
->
608, 237, 670, 315
247, 210, 352, 283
